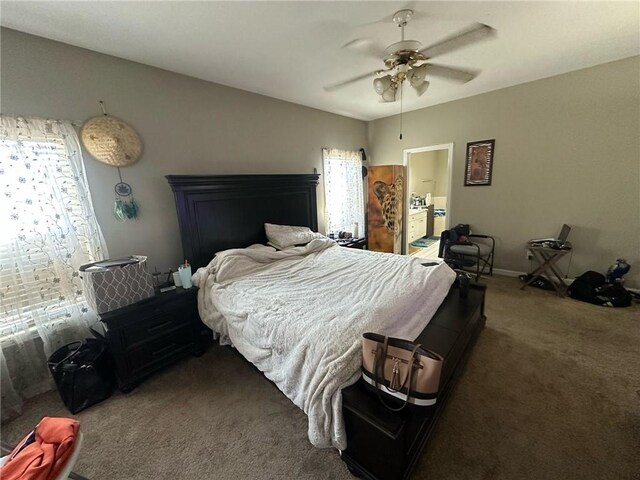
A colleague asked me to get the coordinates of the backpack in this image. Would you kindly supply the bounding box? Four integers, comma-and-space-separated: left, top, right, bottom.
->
593, 283, 632, 308
568, 271, 631, 307
438, 224, 471, 258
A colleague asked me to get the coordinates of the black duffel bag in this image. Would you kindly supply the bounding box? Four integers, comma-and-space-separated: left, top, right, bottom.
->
48, 338, 115, 414
568, 271, 632, 307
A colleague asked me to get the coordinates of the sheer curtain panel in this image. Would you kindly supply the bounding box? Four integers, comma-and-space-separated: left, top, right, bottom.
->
322, 148, 364, 235
0, 115, 108, 421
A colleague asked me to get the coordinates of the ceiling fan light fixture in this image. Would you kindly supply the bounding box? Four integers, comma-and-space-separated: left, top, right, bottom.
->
381, 87, 397, 102
413, 80, 430, 96
373, 75, 393, 95
407, 64, 428, 87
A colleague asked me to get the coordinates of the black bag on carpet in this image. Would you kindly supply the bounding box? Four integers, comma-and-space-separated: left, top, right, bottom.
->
567, 271, 631, 307
48, 338, 115, 414
567, 271, 606, 303
593, 283, 632, 307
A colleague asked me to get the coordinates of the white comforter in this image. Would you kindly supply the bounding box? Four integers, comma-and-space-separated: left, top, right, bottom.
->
192, 238, 455, 449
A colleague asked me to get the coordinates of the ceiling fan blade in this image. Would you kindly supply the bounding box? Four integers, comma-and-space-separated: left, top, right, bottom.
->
413, 80, 430, 97
342, 38, 386, 59
420, 23, 496, 59
323, 71, 376, 92
426, 64, 479, 83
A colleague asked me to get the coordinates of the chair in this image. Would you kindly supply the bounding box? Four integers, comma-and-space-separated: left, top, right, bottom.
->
1, 431, 87, 480
439, 226, 495, 280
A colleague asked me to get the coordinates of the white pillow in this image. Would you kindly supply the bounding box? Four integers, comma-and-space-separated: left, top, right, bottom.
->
264, 223, 324, 250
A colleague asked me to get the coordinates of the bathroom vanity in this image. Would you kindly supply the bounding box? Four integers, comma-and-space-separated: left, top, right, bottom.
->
407, 205, 434, 243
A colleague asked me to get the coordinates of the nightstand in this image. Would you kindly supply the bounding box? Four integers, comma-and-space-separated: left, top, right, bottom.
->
92, 287, 210, 392
336, 237, 368, 249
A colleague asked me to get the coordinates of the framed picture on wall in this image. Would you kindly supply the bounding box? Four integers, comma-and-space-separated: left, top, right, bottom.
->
464, 139, 495, 186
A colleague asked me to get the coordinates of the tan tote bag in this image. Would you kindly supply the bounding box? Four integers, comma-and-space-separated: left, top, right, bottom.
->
361, 332, 443, 411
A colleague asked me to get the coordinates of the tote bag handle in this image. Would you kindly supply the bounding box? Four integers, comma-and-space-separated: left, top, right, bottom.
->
47, 341, 84, 372
372, 336, 421, 412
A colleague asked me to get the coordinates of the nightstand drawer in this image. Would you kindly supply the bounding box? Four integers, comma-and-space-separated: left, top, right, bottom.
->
121, 308, 193, 349
125, 324, 195, 375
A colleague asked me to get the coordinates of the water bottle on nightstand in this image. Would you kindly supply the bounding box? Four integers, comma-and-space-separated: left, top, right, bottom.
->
178, 260, 192, 289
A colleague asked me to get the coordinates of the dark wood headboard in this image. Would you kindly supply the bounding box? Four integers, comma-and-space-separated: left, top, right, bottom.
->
166, 174, 320, 269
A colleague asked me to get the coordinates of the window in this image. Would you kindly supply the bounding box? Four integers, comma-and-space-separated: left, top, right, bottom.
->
322, 148, 365, 235
0, 116, 107, 337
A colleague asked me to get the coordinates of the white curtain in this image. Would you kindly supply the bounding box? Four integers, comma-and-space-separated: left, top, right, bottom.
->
0, 115, 108, 422
322, 148, 365, 234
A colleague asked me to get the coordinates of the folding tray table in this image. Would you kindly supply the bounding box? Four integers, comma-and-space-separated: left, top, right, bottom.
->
521, 241, 572, 296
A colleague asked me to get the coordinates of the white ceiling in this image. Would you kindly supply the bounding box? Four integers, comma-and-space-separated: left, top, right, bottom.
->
1, 1, 639, 121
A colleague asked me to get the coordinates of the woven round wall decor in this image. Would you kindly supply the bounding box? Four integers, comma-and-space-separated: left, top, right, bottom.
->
80, 115, 143, 167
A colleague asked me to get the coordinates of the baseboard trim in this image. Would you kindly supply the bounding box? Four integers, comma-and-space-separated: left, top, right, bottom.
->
492, 268, 525, 278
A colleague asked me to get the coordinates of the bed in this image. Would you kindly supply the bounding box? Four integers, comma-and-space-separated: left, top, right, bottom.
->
166, 174, 486, 479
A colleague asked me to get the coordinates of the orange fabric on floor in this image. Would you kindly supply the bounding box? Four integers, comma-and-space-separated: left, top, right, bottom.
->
0, 417, 79, 480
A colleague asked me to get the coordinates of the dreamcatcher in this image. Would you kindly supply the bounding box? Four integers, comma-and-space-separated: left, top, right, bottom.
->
80, 101, 142, 220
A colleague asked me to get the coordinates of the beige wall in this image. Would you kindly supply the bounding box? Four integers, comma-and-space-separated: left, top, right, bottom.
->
368, 56, 640, 287
408, 150, 449, 198
0, 28, 367, 271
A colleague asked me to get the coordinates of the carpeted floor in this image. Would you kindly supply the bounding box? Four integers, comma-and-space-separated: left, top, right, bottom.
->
2, 276, 639, 479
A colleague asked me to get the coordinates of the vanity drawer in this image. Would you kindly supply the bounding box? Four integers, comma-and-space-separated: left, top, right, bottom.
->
408, 223, 418, 242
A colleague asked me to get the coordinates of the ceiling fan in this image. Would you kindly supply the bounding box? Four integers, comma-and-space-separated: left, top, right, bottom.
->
324, 9, 496, 102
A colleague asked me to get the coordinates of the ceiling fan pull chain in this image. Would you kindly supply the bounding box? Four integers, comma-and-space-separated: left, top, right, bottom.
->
399, 83, 403, 140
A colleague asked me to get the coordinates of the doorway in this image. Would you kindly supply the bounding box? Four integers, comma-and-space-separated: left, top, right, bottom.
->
403, 143, 453, 257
